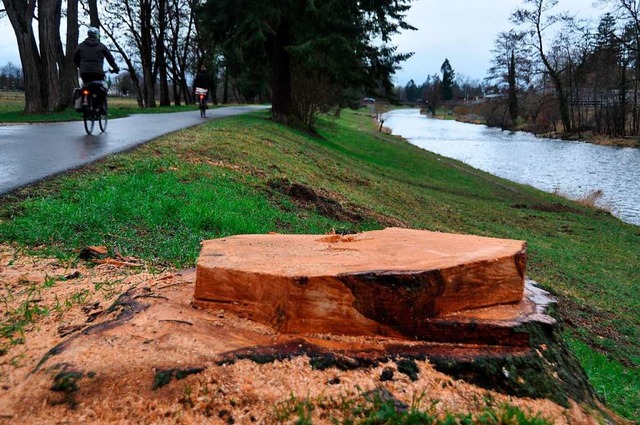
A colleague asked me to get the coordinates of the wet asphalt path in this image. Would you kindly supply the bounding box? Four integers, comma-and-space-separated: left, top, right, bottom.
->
0, 105, 269, 195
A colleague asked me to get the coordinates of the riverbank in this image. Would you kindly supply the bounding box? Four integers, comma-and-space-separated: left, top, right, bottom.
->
388, 108, 640, 226
530, 129, 639, 148
0, 109, 637, 422
438, 107, 640, 148
581, 133, 639, 148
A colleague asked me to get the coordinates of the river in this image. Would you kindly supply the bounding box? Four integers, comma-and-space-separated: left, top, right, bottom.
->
384, 109, 640, 226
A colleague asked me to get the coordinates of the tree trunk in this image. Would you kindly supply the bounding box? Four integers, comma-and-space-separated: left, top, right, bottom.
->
172, 80, 181, 105
633, 78, 639, 135
541, 58, 571, 133
270, 20, 292, 123
507, 51, 518, 125
223, 68, 229, 104
618, 58, 627, 137
211, 63, 218, 105
88, 0, 100, 27
167, 0, 181, 106
170, 63, 182, 106
3, 0, 45, 113
39, 0, 64, 111
60, 0, 80, 107
156, 0, 171, 106
177, 0, 195, 104
140, 0, 156, 107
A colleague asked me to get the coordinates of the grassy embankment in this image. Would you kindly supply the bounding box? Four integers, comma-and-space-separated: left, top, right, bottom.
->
0, 107, 638, 421
0, 91, 197, 123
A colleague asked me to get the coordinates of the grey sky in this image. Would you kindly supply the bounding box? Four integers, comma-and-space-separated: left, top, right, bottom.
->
0, 0, 606, 85
392, 0, 604, 85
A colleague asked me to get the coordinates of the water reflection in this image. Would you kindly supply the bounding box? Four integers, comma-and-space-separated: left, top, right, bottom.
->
76, 136, 106, 160
385, 109, 640, 226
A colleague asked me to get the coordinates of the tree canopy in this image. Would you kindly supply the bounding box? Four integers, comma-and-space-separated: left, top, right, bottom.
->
197, 0, 415, 126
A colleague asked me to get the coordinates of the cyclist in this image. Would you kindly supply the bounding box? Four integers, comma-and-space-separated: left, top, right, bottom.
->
193, 66, 212, 106
73, 27, 119, 111
74, 27, 119, 84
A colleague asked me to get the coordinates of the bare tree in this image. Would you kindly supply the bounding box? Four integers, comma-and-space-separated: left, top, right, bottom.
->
374, 101, 393, 132
421, 74, 441, 114
3, 0, 77, 112
486, 30, 533, 127
99, 0, 156, 107
165, 0, 193, 105
604, 0, 640, 134
99, 0, 201, 108
0, 63, 24, 90
545, 21, 595, 135
513, 0, 573, 132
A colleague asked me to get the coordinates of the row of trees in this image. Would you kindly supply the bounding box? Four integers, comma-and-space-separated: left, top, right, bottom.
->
0, 62, 23, 91
1, 0, 207, 112
483, 0, 640, 137
396, 59, 484, 111
1, 0, 415, 128
98, 0, 205, 108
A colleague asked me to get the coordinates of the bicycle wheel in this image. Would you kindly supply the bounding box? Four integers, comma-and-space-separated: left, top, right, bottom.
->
98, 100, 108, 133
83, 98, 95, 135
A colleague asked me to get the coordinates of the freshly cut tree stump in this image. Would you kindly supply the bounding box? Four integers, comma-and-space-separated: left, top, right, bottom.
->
193, 228, 527, 340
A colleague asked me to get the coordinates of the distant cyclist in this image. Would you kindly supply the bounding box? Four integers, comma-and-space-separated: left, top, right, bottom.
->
73, 27, 119, 84
193, 66, 213, 103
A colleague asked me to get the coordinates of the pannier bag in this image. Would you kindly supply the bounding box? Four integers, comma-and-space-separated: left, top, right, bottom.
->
73, 88, 83, 112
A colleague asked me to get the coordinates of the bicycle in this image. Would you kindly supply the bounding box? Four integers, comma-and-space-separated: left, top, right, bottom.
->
75, 71, 114, 135
195, 87, 208, 117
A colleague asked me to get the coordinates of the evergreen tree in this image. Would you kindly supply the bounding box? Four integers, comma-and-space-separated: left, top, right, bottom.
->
440, 58, 455, 101
404, 79, 420, 102
197, 0, 415, 125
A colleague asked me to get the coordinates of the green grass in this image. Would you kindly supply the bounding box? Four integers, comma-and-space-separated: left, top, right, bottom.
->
273, 393, 552, 424
0, 109, 638, 421
0, 158, 361, 267
566, 335, 640, 420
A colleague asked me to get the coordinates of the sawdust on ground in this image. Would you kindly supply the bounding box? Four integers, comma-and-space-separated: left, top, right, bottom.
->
0, 244, 615, 424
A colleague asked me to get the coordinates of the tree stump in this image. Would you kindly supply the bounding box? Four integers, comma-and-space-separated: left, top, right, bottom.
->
193, 228, 527, 341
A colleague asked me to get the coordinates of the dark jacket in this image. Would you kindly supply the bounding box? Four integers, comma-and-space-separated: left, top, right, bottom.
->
73, 37, 118, 74
193, 71, 212, 91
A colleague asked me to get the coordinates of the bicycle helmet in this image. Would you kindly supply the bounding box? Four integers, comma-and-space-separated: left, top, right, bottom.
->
87, 27, 100, 39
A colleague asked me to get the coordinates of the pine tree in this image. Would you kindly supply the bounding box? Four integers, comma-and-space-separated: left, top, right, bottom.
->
197, 0, 415, 125
440, 59, 455, 101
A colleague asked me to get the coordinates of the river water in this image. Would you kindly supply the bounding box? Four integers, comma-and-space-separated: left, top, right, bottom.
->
384, 109, 640, 226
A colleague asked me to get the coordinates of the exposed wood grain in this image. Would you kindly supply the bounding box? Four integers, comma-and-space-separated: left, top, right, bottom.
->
194, 228, 527, 340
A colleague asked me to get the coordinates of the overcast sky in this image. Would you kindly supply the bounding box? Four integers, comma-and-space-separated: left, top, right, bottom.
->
0, 0, 606, 84
391, 0, 605, 85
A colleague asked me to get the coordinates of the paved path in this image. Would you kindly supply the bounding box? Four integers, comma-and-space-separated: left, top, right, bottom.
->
0, 106, 268, 195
